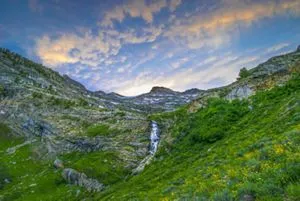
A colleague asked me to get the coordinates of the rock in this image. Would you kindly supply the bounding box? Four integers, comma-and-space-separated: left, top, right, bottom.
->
226, 85, 253, 100
53, 159, 64, 169
297, 45, 300, 52
150, 86, 175, 94
62, 168, 103, 192
240, 194, 255, 201
4, 178, 10, 184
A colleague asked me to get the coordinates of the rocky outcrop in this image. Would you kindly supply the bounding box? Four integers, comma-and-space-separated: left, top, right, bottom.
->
226, 85, 253, 100
188, 46, 300, 112
297, 45, 300, 52
150, 86, 175, 94
62, 168, 104, 192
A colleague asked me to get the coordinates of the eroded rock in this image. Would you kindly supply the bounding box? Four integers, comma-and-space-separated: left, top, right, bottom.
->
226, 85, 253, 100
62, 168, 104, 192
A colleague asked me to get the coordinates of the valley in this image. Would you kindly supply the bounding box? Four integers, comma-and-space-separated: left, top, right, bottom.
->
0, 47, 300, 200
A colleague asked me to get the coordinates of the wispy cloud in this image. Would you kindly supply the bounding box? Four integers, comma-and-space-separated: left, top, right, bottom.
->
266, 43, 290, 53
164, 0, 300, 49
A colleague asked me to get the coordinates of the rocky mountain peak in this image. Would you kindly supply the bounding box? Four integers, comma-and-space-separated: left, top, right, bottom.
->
297, 45, 300, 52
150, 86, 175, 94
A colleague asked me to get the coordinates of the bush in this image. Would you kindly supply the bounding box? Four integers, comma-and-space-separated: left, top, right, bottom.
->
238, 67, 251, 79
32, 92, 43, 99
48, 97, 75, 109
0, 85, 5, 96
77, 98, 88, 107
286, 183, 300, 201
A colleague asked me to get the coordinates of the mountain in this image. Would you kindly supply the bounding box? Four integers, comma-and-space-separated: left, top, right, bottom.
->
123, 86, 203, 112
0, 47, 299, 200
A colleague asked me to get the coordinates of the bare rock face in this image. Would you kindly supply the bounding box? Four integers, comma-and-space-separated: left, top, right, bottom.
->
62, 168, 104, 192
226, 85, 253, 100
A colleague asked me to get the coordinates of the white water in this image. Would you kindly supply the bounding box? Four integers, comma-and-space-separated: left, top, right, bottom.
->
132, 121, 160, 174
149, 121, 159, 155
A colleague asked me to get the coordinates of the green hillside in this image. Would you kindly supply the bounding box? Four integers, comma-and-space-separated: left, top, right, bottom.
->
97, 73, 300, 200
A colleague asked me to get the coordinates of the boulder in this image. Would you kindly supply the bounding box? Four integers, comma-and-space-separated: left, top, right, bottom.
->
62, 168, 103, 192
53, 159, 64, 169
239, 194, 255, 201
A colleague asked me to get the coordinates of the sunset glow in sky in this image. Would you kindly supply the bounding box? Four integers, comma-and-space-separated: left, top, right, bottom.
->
1, 0, 300, 95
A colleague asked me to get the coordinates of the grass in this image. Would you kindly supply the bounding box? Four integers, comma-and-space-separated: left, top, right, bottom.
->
86, 124, 112, 137
96, 74, 300, 200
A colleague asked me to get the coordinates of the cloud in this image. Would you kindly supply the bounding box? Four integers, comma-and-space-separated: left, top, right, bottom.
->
170, 0, 182, 12
111, 52, 260, 96
171, 57, 189, 69
266, 43, 290, 53
35, 26, 163, 67
35, 32, 110, 67
117, 67, 125, 73
164, 0, 300, 49
101, 0, 182, 27
28, 0, 43, 13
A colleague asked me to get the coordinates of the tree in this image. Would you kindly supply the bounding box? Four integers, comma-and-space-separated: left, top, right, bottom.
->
238, 67, 251, 79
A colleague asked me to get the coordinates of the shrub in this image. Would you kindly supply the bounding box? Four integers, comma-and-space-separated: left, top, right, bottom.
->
0, 85, 5, 96
48, 97, 75, 109
285, 183, 300, 201
116, 111, 126, 117
77, 98, 88, 106
238, 67, 251, 79
32, 92, 43, 99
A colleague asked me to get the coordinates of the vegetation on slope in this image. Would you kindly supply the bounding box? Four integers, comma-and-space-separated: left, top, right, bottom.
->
97, 73, 300, 200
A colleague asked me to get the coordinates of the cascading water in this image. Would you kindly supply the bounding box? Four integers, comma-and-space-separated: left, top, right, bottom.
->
132, 120, 160, 174
149, 121, 159, 155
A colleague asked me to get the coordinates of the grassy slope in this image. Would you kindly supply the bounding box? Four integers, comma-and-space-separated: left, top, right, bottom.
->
97, 74, 300, 200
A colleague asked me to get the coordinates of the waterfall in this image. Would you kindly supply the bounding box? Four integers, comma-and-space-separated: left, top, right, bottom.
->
132, 121, 160, 174
149, 121, 159, 155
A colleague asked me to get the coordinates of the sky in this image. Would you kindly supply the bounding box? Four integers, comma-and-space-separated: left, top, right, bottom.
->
1, 0, 300, 96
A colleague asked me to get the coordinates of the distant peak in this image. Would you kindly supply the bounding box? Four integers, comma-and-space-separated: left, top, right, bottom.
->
150, 86, 175, 93
297, 45, 300, 52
